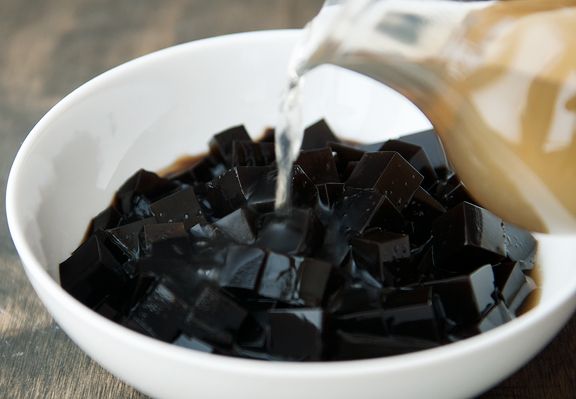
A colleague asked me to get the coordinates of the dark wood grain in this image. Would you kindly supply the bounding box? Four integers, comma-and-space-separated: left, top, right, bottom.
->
0, 1, 574, 398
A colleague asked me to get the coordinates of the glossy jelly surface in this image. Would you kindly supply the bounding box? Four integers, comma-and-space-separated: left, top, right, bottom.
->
60, 120, 537, 361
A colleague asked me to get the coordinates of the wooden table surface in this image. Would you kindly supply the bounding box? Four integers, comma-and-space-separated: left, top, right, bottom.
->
0, 1, 574, 398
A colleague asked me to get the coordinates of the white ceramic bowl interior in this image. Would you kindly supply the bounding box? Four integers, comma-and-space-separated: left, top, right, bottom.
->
7, 30, 576, 399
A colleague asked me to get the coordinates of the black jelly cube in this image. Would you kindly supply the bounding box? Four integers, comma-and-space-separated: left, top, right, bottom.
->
115, 275, 156, 315
94, 299, 122, 321
369, 196, 411, 234
259, 127, 275, 143
318, 188, 385, 265
297, 258, 334, 306
332, 331, 439, 360
301, 119, 339, 150
291, 165, 319, 208
189, 223, 221, 241
143, 222, 187, 248
214, 207, 257, 244
89, 206, 121, 234
474, 302, 513, 334
432, 202, 506, 272
398, 129, 450, 178
126, 277, 188, 341
246, 168, 277, 213
232, 141, 276, 167
295, 147, 340, 184
326, 267, 383, 315
352, 230, 410, 283
135, 258, 204, 291
430, 264, 496, 325
173, 334, 216, 353
493, 262, 527, 306
115, 169, 177, 217
333, 187, 386, 233
404, 186, 446, 243
329, 142, 365, 178
193, 284, 248, 331
433, 174, 475, 208
184, 317, 235, 349
148, 235, 196, 262
267, 308, 324, 360
257, 208, 323, 256
209, 125, 252, 164
344, 161, 359, 180
415, 246, 436, 280
508, 276, 537, 315
346, 152, 423, 211
206, 166, 269, 217
337, 286, 445, 341
184, 284, 248, 346
170, 157, 220, 184
503, 222, 537, 262
381, 287, 446, 341
258, 252, 298, 302
150, 186, 205, 229
363, 230, 410, 262
516, 251, 536, 272
379, 139, 437, 187
248, 164, 320, 212
59, 232, 127, 308
220, 245, 266, 291
235, 313, 268, 350
107, 217, 156, 259
316, 183, 344, 208
405, 187, 446, 223
335, 307, 389, 337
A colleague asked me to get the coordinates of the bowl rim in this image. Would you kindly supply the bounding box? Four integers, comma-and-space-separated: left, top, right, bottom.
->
6, 29, 576, 378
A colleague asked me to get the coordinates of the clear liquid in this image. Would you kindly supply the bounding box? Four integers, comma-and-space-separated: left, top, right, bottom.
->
274, 77, 303, 211
275, 0, 576, 233
273, 6, 335, 211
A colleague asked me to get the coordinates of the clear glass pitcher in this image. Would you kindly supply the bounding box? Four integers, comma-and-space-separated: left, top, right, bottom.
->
291, 0, 576, 233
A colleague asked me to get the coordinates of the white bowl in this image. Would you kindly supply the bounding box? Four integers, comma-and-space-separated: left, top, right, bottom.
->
6, 30, 576, 399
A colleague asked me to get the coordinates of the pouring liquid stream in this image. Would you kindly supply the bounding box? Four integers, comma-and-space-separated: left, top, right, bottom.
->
274, 0, 576, 233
